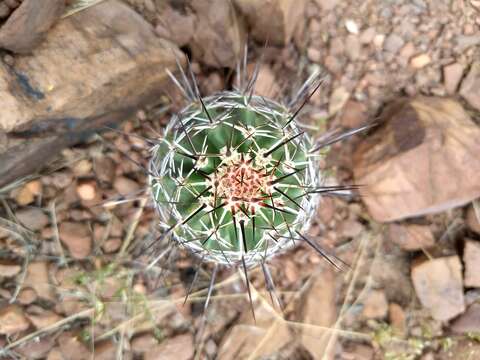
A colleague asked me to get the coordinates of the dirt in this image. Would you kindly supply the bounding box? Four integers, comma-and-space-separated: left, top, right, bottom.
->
0, 1, 480, 360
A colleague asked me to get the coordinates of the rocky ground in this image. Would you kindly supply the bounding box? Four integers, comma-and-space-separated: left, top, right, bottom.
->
1, 0, 480, 359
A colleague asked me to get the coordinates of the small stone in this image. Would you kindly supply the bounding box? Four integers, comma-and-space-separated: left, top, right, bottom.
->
387, 224, 435, 251
131, 333, 159, 355
73, 160, 92, 177
24, 262, 55, 301
466, 204, 480, 234
144, 333, 194, 360
307, 47, 322, 63
113, 176, 141, 196
13, 180, 42, 206
443, 63, 464, 94
464, 240, 480, 287
373, 34, 385, 48
362, 290, 388, 319
17, 336, 55, 359
389, 303, 406, 335
76, 182, 96, 201
0, 259, 22, 278
384, 33, 405, 54
18, 287, 38, 305
58, 331, 91, 360
16, 208, 49, 231
360, 27, 376, 44
254, 65, 280, 98
460, 62, 480, 111
410, 54, 431, 68
0, 305, 30, 335
345, 19, 359, 34
315, 0, 339, 11
102, 238, 122, 254
26, 308, 63, 330
59, 222, 92, 260
451, 303, 480, 333
345, 34, 361, 61
411, 256, 465, 321
399, 42, 415, 61
329, 86, 350, 116
94, 157, 116, 184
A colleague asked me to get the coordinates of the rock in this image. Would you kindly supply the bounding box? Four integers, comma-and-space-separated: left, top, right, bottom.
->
13, 180, 42, 206
234, 0, 307, 46
345, 19, 359, 34
58, 331, 91, 360
94, 157, 116, 184
26, 307, 63, 329
353, 97, 480, 222
253, 65, 280, 98
0, 261, 22, 277
451, 303, 480, 333
72, 159, 92, 177
345, 34, 361, 61
389, 303, 406, 336
410, 54, 431, 68
59, 222, 92, 260
17, 287, 38, 305
0, 0, 182, 133
466, 204, 480, 234
360, 27, 376, 44
93, 340, 116, 360
411, 256, 465, 321
399, 42, 415, 62
76, 182, 96, 201
443, 63, 464, 94
189, 0, 246, 67
155, 5, 195, 47
16, 208, 49, 231
300, 267, 337, 358
387, 224, 435, 251
464, 240, 480, 287
24, 261, 55, 301
0, 304, 30, 335
362, 290, 388, 319
437, 339, 480, 360
329, 86, 350, 116
340, 100, 368, 128
315, 0, 339, 11
47, 348, 64, 360
131, 333, 159, 355
0, 0, 65, 53
384, 33, 405, 54
460, 62, 480, 111
113, 176, 141, 196
102, 238, 122, 254
144, 333, 194, 360
307, 47, 322, 63
16, 336, 55, 359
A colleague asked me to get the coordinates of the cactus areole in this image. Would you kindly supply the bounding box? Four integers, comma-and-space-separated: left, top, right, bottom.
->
150, 91, 322, 266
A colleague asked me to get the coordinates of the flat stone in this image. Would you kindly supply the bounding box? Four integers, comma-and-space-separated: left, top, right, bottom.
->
387, 224, 435, 251
354, 97, 480, 222
451, 303, 480, 333
410, 53, 431, 68
253, 65, 280, 98
329, 86, 350, 116
144, 334, 194, 360
464, 240, 480, 287
0, 261, 22, 277
443, 63, 465, 94
411, 256, 465, 321
24, 261, 55, 301
0, 304, 30, 335
460, 62, 480, 111
113, 176, 140, 196
59, 222, 92, 260
16, 208, 49, 231
362, 290, 388, 319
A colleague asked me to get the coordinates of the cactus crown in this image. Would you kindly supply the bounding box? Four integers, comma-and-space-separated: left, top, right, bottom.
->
150, 91, 322, 266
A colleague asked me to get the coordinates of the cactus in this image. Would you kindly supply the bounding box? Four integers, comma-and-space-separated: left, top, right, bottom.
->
148, 58, 370, 312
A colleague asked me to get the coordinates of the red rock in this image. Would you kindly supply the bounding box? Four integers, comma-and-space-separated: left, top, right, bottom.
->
144, 334, 194, 360
411, 256, 465, 321
387, 224, 435, 251
389, 303, 406, 335
464, 240, 480, 287
59, 222, 92, 260
0, 304, 30, 335
16, 208, 49, 231
340, 100, 369, 129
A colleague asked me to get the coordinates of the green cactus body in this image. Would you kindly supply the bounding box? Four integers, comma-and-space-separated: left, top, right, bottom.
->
150, 91, 322, 265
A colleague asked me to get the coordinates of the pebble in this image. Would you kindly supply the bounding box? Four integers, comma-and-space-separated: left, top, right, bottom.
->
384, 33, 405, 54
26, 308, 63, 330
253, 65, 279, 98
387, 223, 435, 251
76, 182, 96, 201
0, 304, 30, 335
13, 180, 42, 206
113, 176, 141, 196
345, 34, 361, 61
359, 27, 376, 44
131, 333, 158, 355
451, 303, 480, 333
345, 19, 359, 34
464, 240, 480, 287
340, 100, 368, 128
307, 47, 322, 63
328, 86, 350, 115
362, 289, 388, 319
16, 208, 49, 231
59, 222, 92, 260
144, 333, 194, 360
443, 62, 464, 94
410, 53, 431, 68
411, 256, 465, 321
389, 303, 406, 335
24, 262, 55, 301
460, 62, 480, 111
17, 287, 38, 305
0, 261, 21, 277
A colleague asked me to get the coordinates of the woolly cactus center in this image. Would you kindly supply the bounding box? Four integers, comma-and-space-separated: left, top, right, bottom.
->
213, 156, 273, 211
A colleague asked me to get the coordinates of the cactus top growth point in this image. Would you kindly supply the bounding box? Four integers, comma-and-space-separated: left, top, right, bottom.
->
149, 90, 323, 266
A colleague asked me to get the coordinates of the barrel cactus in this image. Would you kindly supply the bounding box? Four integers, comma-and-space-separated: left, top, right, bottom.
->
148, 59, 366, 309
